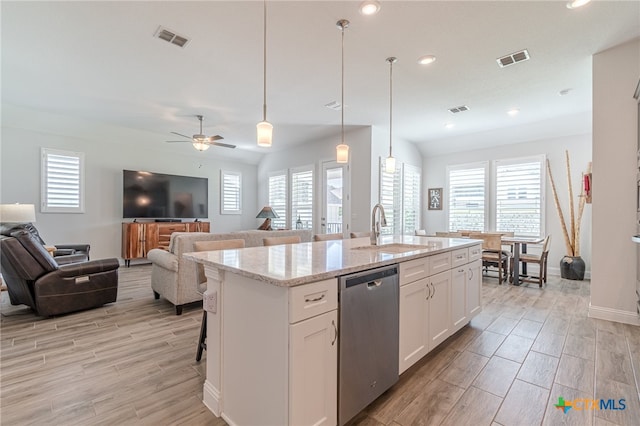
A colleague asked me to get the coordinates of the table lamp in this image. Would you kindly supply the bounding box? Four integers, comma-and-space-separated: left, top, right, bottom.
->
256, 206, 279, 231
0, 203, 36, 223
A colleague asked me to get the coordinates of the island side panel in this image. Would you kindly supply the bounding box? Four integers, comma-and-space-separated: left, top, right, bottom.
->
203, 265, 223, 416
221, 272, 290, 426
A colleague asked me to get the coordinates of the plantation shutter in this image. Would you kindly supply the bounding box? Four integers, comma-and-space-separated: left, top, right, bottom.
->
495, 158, 543, 237
268, 173, 287, 229
448, 164, 486, 232
402, 164, 421, 234
220, 171, 242, 214
379, 161, 402, 235
41, 148, 84, 213
291, 168, 313, 230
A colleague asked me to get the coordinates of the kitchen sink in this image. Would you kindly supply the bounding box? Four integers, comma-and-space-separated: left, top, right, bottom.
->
350, 243, 431, 254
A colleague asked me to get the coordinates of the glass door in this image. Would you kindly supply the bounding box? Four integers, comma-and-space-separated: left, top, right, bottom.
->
320, 161, 349, 236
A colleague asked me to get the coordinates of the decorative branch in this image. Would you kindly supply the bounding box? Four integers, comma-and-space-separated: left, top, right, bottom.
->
547, 158, 573, 255
566, 150, 575, 254
574, 161, 591, 257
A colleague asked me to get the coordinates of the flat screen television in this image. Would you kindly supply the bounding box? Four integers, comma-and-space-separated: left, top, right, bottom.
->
123, 170, 208, 219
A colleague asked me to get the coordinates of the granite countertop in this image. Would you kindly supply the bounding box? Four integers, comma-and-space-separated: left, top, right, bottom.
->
183, 235, 481, 287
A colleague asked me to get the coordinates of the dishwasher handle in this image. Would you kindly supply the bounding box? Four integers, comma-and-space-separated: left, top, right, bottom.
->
343, 265, 398, 289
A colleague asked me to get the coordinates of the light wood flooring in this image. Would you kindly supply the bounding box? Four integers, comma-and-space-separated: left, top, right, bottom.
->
1, 265, 639, 425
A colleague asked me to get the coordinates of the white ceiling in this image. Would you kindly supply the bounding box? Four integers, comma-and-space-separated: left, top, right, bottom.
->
2, 1, 639, 163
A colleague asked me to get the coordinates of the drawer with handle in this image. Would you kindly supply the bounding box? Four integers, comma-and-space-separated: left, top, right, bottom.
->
289, 278, 338, 323
468, 244, 482, 261
451, 248, 469, 268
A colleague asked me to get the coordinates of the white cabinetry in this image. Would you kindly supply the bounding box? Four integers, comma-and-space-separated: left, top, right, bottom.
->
398, 244, 482, 374
219, 274, 337, 425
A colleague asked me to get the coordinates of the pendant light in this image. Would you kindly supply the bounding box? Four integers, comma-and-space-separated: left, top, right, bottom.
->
336, 19, 350, 164
385, 57, 397, 174
257, 0, 273, 147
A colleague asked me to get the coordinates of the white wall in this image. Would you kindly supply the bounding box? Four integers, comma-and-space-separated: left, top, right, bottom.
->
1, 105, 258, 261
423, 134, 593, 278
591, 37, 640, 325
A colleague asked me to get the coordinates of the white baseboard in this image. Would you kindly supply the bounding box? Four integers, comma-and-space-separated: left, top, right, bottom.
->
203, 380, 221, 417
589, 304, 640, 326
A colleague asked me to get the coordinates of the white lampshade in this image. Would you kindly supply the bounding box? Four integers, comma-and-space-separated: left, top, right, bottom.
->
0, 203, 36, 223
336, 143, 349, 163
192, 141, 211, 151
385, 155, 396, 174
257, 120, 273, 147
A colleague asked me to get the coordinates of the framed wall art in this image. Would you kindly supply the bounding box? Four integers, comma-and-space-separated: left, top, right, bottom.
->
428, 187, 442, 210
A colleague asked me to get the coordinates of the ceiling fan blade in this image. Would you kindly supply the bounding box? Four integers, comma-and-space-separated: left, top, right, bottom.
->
170, 131, 192, 139
209, 141, 236, 149
207, 135, 224, 141
165, 140, 191, 143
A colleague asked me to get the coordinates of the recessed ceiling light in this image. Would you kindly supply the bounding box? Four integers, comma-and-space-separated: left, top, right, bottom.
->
507, 108, 520, 116
444, 122, 454, 129
417, 55, 437, 65
566, 0, 591, 9
559, 88, 573, 96
359, 1, 381, 15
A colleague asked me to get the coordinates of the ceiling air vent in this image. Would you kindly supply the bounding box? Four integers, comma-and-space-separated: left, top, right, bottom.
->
154, 26, 190, 48
497, 49, 530, 68
448, 105, 469, 114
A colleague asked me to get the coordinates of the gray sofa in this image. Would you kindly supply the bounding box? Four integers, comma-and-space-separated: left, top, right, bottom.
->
147, 229, 312, 314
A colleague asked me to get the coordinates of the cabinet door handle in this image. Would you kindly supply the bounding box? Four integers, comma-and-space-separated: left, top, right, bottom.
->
432, 283, 436, 299
469, 268, 474, 280
331, 320, 338, 346
305, 294, 325, 303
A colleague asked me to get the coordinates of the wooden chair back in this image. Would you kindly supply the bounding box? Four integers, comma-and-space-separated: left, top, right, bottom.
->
436, 231, 462, 237
263, 236, 302, 246
194, 239, 245, 288
414, 229, 427, 236
313, 233, 343, 241
350, 231, 372, 238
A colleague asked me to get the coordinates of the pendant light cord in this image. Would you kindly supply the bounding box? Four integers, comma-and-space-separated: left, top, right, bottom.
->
389, 59, 393, 157
340, 23, 345, 145
263, 0, 267, 121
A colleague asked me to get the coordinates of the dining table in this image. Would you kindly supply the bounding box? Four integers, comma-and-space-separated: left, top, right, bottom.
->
501, 236, 544, 285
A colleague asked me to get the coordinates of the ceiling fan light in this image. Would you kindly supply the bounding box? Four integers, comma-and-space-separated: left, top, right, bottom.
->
336, 144, 349, 163
192, 141, 210, 151
385, 155, 396, 174
566, 0, 591, 9
257, 120, 273, 147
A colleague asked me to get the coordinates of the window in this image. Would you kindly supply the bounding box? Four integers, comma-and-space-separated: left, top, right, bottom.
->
220, 170, 242, 214
446, 156, 545, 236
268, 172, 287, 230
447, 163, 487, 232
495, 158, 543, 237
291, 167, 313, 230
40, 148, 85, 213
403, 165, 422, 234
379, 160, 422, 235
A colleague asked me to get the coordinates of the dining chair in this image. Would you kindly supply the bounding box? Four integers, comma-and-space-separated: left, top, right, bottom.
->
435, 231, 462, 237
193, 238, 245, 362
509, 235, 551, 287
457, 230, 475, 237
263, 235, 302, 246
469, 232, 509, 283
313, 233, 343, 241
350, 231, 372, 238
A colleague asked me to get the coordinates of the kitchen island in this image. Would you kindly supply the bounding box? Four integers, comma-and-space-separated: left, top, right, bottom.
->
184, 235, 482, 426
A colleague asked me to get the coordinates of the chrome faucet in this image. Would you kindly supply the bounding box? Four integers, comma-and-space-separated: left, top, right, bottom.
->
371, 203, 388, 245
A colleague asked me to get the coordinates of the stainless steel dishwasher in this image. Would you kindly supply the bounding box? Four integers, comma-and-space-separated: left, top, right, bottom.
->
338, 264, 399, 426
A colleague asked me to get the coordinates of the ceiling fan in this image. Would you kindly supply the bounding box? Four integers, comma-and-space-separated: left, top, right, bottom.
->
166, 115, 236, 151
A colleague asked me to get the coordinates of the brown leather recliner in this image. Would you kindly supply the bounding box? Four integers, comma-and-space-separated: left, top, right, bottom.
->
0, 230, 119, 317
0, 223, 90, 264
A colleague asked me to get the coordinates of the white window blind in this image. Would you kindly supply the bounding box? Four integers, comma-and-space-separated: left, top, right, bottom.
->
268, 173, 287, 230
403, 164, 421, 234
291, 168, 313, 230
448, 164, 486, 232
495, 158, 543, 237
379, 161, 403, 235
41, 148, 84, 213
220, 170, 242, 214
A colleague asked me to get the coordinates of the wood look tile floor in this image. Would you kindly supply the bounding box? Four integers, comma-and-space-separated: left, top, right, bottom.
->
2, 266, 640, 426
